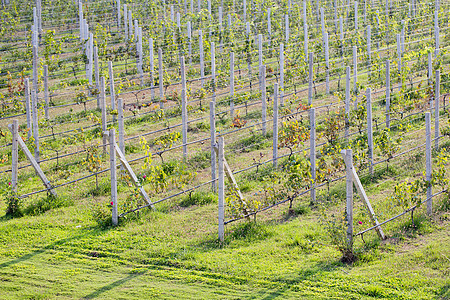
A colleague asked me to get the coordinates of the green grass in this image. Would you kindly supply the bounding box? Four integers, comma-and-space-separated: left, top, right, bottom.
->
0, 190, 448, 299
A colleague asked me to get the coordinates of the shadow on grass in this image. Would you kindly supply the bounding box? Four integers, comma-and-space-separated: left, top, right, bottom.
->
82, 272, 147, 299
0, 228, 107, 269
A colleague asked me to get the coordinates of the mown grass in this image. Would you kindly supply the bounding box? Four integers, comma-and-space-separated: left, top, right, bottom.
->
0, 184, 448, 299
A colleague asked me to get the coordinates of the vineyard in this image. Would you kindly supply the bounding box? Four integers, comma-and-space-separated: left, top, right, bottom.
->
0, 0, 449, 298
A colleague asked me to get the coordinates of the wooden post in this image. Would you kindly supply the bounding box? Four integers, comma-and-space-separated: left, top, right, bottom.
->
386, 60, 391, 128
308, 53, 313, 105
117, 0, 121, 29
187, 22, 192, 65
149, 38, 155, 100
210, 101, 217, 192
353, 46, 358, 102
428, 52, 433, 85
425, 112, 432, 215
435, 69, 440, 149
367, 25, 371, 74
344, 149, 353, 252
33, 45, 38, 92
110, 129, 118, 226
324, 32, 330, 94
345, 66, 350, 140
211, 42, 216, 101
108, 62, 116, 122
310, 108, 316, 203
261, 65, 267, 135
158, 48, 164, 108
218, 136, 225, 242
435, 26, 439, 58
280, 43, 284, 106
11, 120, 19, 193
138, 27, 144, 86
243, 0, 246, 23
31, 90, 39, 162
124, 4, 128, 39
367, 88, 373, 175
199, 30, 205, 89
88, 33, 94, 85
273, 83, 279, 169
181, 57, 188, 160
94, 46, 100, 108
341, 150, 386, 240
230, 52, 235, 119
118, 98, 125, 155
285, 14, 289, 44
267, 8, 271, 46
8, 125, 57, 197
43, 65, 49, 119
258, 34, 263, 87
101, 77, 107, 154
303, 2, 308, 59
24, 78, 32, 139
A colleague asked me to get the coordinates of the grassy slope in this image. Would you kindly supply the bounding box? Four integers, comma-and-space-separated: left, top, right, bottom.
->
0, 188, 449, 300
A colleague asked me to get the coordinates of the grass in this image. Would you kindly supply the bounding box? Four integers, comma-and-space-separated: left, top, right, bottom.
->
0, 186, 448, 299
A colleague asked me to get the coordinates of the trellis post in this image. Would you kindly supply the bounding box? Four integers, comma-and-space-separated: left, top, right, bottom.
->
25, 78, 32, 139
101, 77, 107, 154
31, 90, 39, 162
386, 60, 391, 128
181, 57, 188, 160
11, 119, 19, 193
210, 101, 217, 192
112, 97, 121, 157
273, 83, 279, 169
108, 62, 116, 122
149, 38, 155, 100
345, 66, 350, 140
353, 46, 358, 103
199, 30, 205, 89
110, 129, 118, 226
158, 48, 164, 108
230, 52, 235, 119
367, 88, 374, 175
325, 32, 330, 94
435, 69, 440, 149
94, 46, 100, 108
218, 136, 225, 242
261, 65, 267, 135
344, 149, 353, 252
308, 53, 313, 105
279, 43, 284, 106
425, 112, 432, 215
310, 108, 316, 203
43, 65, 49, 119
303, 2, 308, 59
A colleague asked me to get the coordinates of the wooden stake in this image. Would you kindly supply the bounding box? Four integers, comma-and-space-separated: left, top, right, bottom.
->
24, 78, 32, 139
11, 120, 18, 193
425, 112, 432, 215
310, 108, 316, 203
43, 65, 49, 119
218, 136, 225, 242
273, 83, 279, 169
435, 69, 440, 149
210, 101, 217, 192
110, 129, 118, 226
261, 65, 267, 135
367, 88, 374, 175
158, 48, 164, 108
31, 90, 39, 162
386, 60, 391, 128
344, 149, 353, 251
